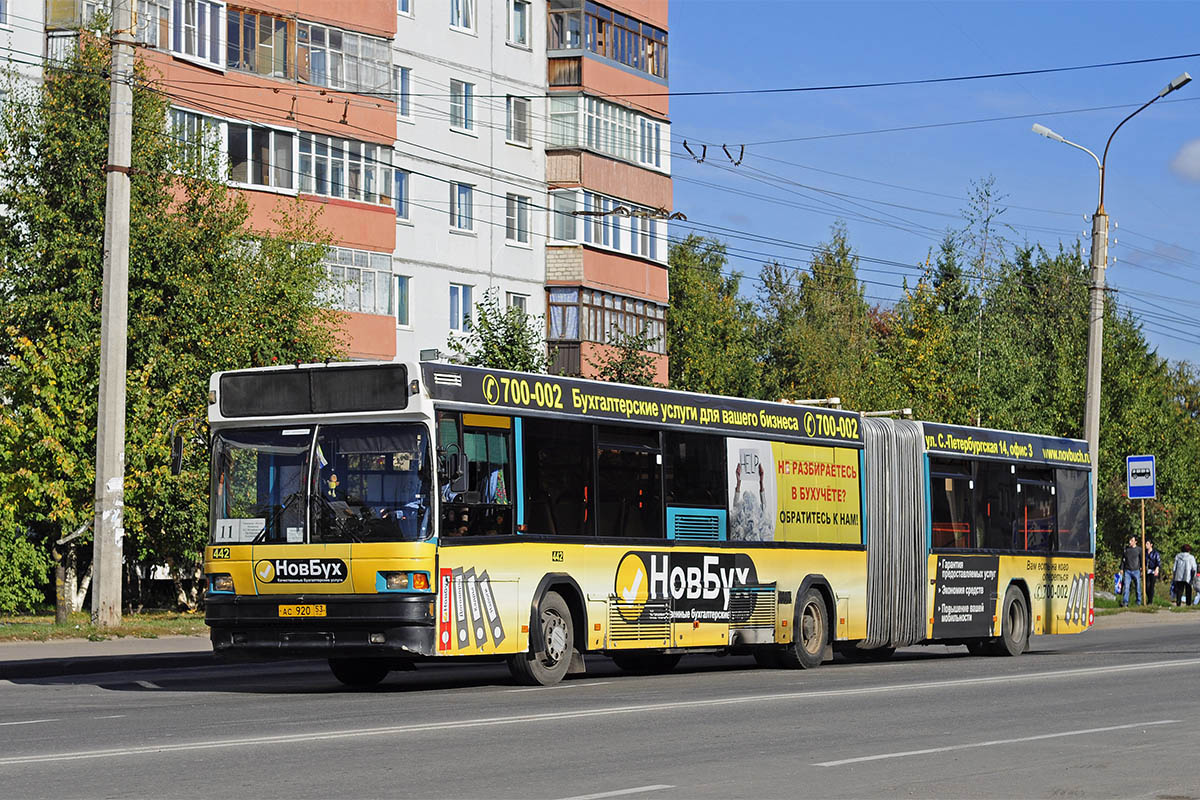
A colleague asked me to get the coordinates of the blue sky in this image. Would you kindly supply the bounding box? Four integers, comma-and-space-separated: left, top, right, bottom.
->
667, 0, 1200, 364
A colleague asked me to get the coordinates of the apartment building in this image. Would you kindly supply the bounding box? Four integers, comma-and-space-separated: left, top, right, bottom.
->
1, 0, 45, 89
29, 1, 671, 374
392, 0, 547, 363
544, 0, 671, 382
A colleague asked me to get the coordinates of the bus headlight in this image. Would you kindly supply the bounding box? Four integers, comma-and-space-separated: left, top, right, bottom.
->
377, 571, 432, 592
209, 574, 234, 593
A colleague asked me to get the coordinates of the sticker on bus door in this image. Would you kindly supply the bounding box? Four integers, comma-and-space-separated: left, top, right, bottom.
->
464, 568, 488, 648
478, 570, 506, 646
452, 567, 470, 650
438, 568, 453, 652
932, 554, 999, 638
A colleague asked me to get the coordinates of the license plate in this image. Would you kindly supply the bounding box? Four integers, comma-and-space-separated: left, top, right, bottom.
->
278, 604, 326, 618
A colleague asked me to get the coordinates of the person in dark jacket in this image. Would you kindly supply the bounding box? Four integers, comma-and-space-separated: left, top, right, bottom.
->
1121, 536, 1142, 607
1145, 539, 1162, 603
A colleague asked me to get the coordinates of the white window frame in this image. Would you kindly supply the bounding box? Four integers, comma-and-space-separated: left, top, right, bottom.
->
507, 292, 528, 312
226, 121, 297, 193
136, 1, 170, 48
0, 0, 8, 27
450, 182, 474, 232
505, 193, 531, 246
506, 96, 531, 147
550, 189, 667, 265
507, 0, 530, 47
549, 190, 578, 243
450, 79, 474, 132
297, 133, 393, 206
297, 21, 392, 95
395, 66, 412, 121
323, 247, 394, 316
170, 0, 225, 71
395, 274, 411, 327
397, 0, 412, 17
394, 168, 410, 221
548, 94, 670, 174
449, 283, 473, 331
450, 0, 474, 32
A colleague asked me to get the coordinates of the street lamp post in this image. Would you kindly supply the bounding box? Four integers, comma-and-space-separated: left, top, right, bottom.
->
1032, 72, 1191, 478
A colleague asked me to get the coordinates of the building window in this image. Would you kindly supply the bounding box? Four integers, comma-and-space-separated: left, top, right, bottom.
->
296, 22, 391, 95
323, 247, 394, 316
549, 1, 668, 80
394, 169, 410, 220
551, 191, 577, 241
396, 275, 410, 326
226, 8, 290, 78
0, 0, 7, 25
170, 0, 225, 69
549, 96, 579, 147
506, 194, 531, 245
450, 79, 474, 131
395, 66, 411, 119
398, 0, 411, 15
548, 287, 665, 353
450, 183, 473, 231
507, 292, 528, 312
136, 1, 170, 48
508, 0, 529, 46
169, 107, 220, 165
506, 96, 530, 146
450, 0, 473, 31
548, 94, 669, 172
298, 133, 393, 205
450, 283, 473, 331
227, 123, 294, 190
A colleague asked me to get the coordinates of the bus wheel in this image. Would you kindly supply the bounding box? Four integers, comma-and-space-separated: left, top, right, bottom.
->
611, 653, 681, 674
994, 586, 1030, 657
328, 658, 389, 688
508, 591, 574, 686
779, 588, 828, 670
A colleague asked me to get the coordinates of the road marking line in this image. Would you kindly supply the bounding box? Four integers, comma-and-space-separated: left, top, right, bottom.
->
2, 658, 1197, 767
815, 720, 1178, 766
94, 715, 126, 720
135, 680, 160, 690
556, 785, 673, 800
0, 719, 59, 727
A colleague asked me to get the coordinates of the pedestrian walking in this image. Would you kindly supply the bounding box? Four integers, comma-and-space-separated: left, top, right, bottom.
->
1122, 536, 1143, 607
1172, 544, 1197, 608
1146, 539, 1162, 603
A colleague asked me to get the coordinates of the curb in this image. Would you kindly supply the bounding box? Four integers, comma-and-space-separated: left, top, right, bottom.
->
0, 651, 220, 681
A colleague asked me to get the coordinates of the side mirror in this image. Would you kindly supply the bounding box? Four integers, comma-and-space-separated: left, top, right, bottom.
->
451, 453, 469, 493
170, 434, 184, 476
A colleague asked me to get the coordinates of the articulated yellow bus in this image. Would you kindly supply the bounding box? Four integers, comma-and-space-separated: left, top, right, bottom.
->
201, 361, 1094, 687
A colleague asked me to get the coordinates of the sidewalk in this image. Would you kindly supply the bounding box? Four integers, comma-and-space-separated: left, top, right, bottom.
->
0, 634, 215, 680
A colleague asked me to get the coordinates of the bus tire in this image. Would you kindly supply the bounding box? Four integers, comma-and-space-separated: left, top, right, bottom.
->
994, 585, 1030, 657
328, 658, 389, 688
778, 587, 828, 670
508, 590, 574, 686
611, 652, 681, 674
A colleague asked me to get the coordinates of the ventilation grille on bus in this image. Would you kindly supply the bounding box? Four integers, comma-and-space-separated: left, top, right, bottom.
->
667, 507, 726, 541
608, 600, 671, 643
432, 372, 462, 387
729, 586, 777, 629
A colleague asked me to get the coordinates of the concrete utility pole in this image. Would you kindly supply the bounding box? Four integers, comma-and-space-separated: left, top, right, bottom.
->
1032, 72, 1191, 476
92, 0, 135, 627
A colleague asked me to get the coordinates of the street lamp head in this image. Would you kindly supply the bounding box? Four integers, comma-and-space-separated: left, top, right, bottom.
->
1032, 123, 1065, 143
1159, 72, 1192, 98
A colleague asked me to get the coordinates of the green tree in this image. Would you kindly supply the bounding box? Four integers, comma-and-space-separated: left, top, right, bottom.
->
446, 288, 550, 372
587, 325, 659, 386
757, 224, 877, 407
0, 35, 340, 611
667, 235, 760, 397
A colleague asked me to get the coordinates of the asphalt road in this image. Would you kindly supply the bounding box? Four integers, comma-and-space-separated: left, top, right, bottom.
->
3, 614, 1199, 799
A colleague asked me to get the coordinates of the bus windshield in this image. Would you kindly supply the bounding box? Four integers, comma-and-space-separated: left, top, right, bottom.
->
210, 423, 432, 544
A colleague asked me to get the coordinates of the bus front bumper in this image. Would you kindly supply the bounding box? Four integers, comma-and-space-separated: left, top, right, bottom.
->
206, 594, 436, 658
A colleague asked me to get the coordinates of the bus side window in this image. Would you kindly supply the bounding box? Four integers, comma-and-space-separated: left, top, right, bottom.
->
930, 457, 973, 549
1054, 468, 1090, 553
522, 419, 593, 536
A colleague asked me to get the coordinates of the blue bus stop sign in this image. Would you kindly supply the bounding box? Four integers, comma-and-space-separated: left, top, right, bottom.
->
1127, 455, 1156, 500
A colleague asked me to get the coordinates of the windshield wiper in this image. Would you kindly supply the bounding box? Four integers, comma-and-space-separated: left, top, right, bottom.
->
250, 491, 302, 544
